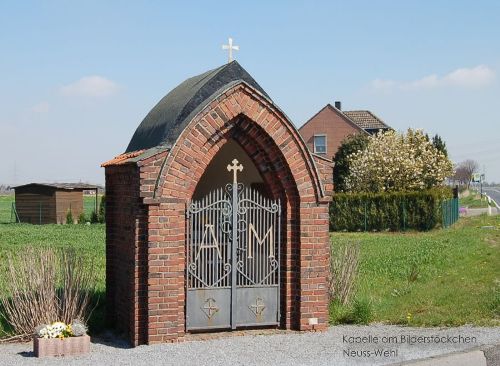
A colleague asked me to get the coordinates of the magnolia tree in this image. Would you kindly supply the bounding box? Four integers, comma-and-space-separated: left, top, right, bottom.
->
346, 129, 453, 192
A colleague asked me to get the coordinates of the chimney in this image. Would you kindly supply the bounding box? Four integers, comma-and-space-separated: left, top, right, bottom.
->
334, 101, 341, 110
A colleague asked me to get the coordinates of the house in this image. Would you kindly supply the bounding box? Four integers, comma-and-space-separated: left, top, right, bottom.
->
343, 109, 391, 135
13, 183, 99, 224
298, 101, 391, 158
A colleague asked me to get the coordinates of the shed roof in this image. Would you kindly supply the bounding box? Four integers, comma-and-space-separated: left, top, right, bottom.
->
13, 183, 99, 190
343, 110, 391, 130
126, 61, 269, 153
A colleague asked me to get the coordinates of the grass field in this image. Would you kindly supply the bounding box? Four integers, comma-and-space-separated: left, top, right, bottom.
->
0, 206, 498, 337
459, 190, 492, 208
330, 214, 500, 326
0, 196, 13, 224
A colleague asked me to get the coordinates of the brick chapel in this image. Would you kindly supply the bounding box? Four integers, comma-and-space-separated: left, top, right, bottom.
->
102, 61, 333, 345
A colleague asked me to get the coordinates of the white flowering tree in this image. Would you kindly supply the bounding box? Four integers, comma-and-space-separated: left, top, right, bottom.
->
346, 129, 453, 192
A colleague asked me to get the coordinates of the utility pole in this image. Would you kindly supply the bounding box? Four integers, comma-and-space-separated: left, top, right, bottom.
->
481, 165, 486, 198
481, 173, 485, 197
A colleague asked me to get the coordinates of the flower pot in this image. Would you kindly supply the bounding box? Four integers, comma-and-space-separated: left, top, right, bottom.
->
33, 334, 90, 357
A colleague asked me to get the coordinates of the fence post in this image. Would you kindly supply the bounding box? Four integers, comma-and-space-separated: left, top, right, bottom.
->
452, 199, 455, 224
403, 200, 406, 231
449, 200, 452, 226
448, 200, 451, 227
39, 202, 42, 225
447, 200, 450, 228
364, 201, 367, 232
11, 202, 20, 223
442, 200, 446, 228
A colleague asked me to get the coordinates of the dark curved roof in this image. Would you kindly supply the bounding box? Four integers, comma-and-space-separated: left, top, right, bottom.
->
126, 61, 270, 152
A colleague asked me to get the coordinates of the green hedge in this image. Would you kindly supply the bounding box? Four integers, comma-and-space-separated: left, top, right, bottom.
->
330, 188, 453, 232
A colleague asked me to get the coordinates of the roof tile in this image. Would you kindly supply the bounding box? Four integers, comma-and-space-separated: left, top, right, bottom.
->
101, 150, 145, 167
343, 110, 390, 130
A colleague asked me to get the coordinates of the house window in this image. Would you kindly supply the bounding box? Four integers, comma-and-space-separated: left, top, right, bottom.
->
313, 135, 327, 154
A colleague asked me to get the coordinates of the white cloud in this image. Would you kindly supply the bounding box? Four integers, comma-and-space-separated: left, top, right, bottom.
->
443, 65, 495, 87
370, 65, 495, 91
60, 76, 119, 97
32, 101, 50, 114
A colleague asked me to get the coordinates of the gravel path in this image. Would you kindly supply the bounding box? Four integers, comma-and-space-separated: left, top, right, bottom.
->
0, 325, 499, 366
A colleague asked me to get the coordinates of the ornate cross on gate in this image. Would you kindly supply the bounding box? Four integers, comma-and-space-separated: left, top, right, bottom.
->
249, 297, 266, 316
222, 37, 239, 63
227, 159, 243, 183
201, 298, 219, 319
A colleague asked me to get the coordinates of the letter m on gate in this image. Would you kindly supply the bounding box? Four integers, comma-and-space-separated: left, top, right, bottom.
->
248, 223, 274, 259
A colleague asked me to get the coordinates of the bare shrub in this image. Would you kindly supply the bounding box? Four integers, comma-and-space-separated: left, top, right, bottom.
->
0, 247, 97, 338
329, 241, 360, 305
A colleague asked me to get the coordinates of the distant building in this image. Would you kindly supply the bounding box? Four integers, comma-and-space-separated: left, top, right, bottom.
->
298, 101, 392, 158
13, 183, 99, 224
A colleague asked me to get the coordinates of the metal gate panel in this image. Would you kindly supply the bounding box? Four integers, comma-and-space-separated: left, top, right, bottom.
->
186, 187, 232, 330
235, 286, 279, 327
186, 159, 281, 331
186, 289, 231, 329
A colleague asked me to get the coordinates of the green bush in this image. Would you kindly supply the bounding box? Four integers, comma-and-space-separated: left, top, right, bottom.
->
330, 188, 453, 231
78, 212, 87, 224
329, 298, 373, 325
333, 133, 369, 192
66, 210, 74, 225
90, 211, 99, 224
350, 298, 373, 324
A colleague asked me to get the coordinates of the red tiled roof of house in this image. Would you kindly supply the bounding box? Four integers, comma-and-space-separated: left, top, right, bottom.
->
101, 150, 145, 167
343, 110, 391, 130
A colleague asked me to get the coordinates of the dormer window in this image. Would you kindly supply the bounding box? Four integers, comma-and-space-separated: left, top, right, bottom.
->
313, 135, 327, 154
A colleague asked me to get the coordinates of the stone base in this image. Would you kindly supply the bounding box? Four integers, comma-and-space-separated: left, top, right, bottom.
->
33, 334, 90, 357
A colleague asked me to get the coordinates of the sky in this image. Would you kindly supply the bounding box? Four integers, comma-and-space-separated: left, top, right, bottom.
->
1, 0, 499, 185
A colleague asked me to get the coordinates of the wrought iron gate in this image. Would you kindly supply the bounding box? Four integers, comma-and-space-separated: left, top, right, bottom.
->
186, 159, 281, 330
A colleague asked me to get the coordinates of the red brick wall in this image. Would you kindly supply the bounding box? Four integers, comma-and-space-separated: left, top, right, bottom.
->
299, 105, 364, 159
105, 164, 141, 344
312, 154, 334, 197
105, 83, 331, 345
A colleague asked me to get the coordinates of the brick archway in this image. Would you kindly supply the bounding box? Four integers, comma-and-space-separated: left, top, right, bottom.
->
103, 83, 331, 346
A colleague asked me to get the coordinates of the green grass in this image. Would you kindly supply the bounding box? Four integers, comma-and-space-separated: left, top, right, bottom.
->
0, 208, 498, 337
459, 191, 491, 208
330, 215, 500, 326
0, 195, 100, 224
0, 196, 13, 224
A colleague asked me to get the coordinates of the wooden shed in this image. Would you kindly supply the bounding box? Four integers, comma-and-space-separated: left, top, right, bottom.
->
13, 183, 98, 224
